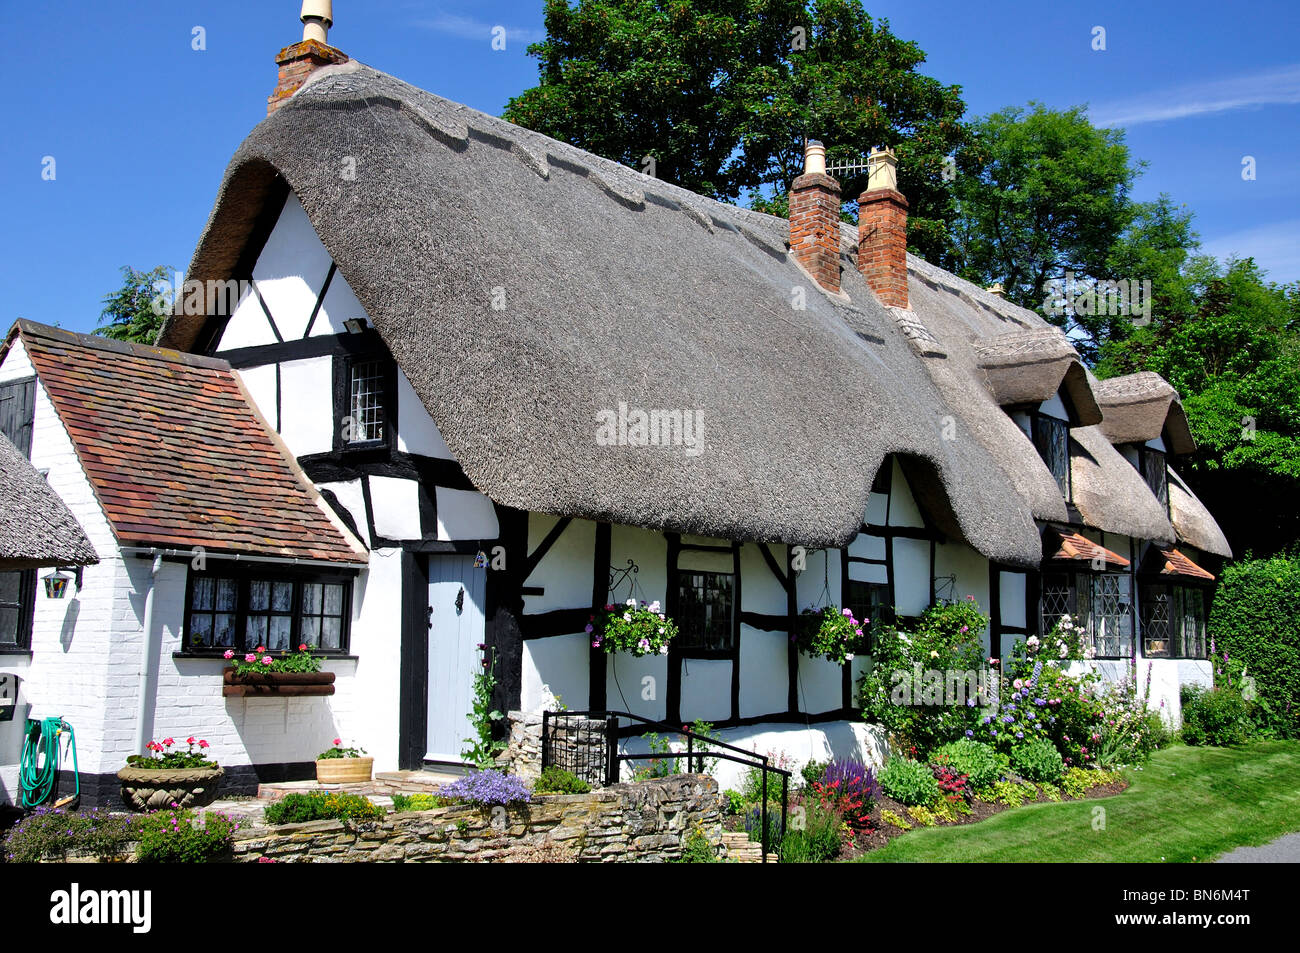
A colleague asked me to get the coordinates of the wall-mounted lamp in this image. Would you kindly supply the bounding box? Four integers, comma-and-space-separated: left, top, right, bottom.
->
343, 318, 368, 334
42, 567, 83, 600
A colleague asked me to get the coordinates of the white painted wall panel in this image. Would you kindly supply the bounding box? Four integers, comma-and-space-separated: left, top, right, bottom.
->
865, 488, 887, 525
794, 548, 840, 611
848, 532, 885, 561
893, 538, 930, 615
0, 339, 34, 381
278, 356, 334, 456
606, 652, 666, 722
610, 524, 667, 606
313, 267, 366, 337
797, 653, 843, 715
435, 487, 499, 540
370, 476, 421, 540
251, 195, 332, 340
235, 364, 278, 429
740, 543, 786, 615
216, 286, 277, 351
933, 541, 990, 636
848, 560, 888, 584
678, 547, 732, 574
738, 625, 788, 718
1040, 392, 1069, 420
522, 634, 590, 712
317, 479, 367, 540
887, 457, 925, 527
524, 516, 594, 613
680, 659, 732, 723
396, 370, 454, 459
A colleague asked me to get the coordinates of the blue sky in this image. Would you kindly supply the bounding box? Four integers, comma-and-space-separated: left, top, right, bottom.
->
2, 0, 1296, 335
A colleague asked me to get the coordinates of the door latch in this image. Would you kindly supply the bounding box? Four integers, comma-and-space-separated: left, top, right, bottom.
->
426, 605, 433, 630
455, 587, 465, 616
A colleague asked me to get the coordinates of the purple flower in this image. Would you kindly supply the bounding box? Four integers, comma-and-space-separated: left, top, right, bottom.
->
965, 730, 974, 738
437, 769, 531, 806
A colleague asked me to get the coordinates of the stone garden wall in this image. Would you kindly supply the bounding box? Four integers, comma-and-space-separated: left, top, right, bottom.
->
231, 774, 723, 863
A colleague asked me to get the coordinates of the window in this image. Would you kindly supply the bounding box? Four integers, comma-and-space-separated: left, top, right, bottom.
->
1040, 570, 1133, 659
676, 571, 735, 651
184, 569, 352, 655
1032, 413, 1071, 500
1141, 582, 1206, 658
845, 578, 891, 650
1136, 448, 1168, 511
0, 571, 36, 650
334, 354, 394, 450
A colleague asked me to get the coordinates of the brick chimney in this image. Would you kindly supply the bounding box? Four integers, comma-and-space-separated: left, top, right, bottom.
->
788, 141, 843, 293
857, 147, 909, 309
268, 1, 348, 115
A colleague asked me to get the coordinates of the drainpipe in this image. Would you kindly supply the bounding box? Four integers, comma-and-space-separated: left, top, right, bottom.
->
132, 555, 164, 755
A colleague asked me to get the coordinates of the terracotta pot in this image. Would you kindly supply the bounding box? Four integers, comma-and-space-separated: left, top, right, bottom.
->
117, 764, 224, 812
222, 667, 335, 697
315, 757, 374, 784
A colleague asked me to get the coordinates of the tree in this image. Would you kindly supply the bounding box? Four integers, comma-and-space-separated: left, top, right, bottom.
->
504, 0, 969, 264
950, 104, 1138, 333
96, 265, 172, 345
1099, 258, 1300, 556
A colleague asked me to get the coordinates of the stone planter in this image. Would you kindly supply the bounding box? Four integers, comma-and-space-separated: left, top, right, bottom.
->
315, 757, 373, 784
222, 667, 335, 697
117, 764, 224, 812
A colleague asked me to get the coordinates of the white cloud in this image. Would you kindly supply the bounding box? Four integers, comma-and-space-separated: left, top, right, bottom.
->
1201, 219, 1300, 284
1091, 63, 1300, 128
415, 13, 543, 46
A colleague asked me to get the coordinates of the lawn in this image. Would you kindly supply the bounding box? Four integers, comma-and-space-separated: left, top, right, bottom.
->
857, 741, 1300, 862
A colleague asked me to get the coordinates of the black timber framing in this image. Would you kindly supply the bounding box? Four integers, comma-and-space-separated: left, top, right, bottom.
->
485, 505, 527, 725
398, 549, 430, 770
589, 522, 611, 712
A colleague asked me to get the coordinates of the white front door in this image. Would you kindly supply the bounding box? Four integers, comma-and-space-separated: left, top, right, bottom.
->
425, 555, 486, 763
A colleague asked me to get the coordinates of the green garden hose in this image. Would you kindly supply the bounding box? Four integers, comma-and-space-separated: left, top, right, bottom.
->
19, 717, 78, 810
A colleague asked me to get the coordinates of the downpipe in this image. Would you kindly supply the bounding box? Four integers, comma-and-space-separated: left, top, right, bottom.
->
131, 555, 164, 754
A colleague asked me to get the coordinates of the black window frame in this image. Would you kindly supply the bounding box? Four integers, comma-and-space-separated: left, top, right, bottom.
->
0, 570, 37, 652
0, 377, 38, 652
1140, 580, 1208, 659
1135, 446, 1169, 514
1039, 568, 1134, 660
180, 564, 355, 657
332, 351, 397, 453
844, 578, 891, 652
1031, 411, 1072, 502
674, 568, 737, 654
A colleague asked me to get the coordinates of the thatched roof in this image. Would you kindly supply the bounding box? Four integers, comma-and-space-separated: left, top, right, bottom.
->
158, 62, 1044, 564
1069, 426, 1176, 546
0, 432, 98, 572
1168, 466, 1232, 557
1093, 372, 1195, 454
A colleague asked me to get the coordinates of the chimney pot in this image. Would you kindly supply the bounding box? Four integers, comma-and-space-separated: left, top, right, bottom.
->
301, 0, 334, 44
268, 2, 347, 115
789, 140, 842, 294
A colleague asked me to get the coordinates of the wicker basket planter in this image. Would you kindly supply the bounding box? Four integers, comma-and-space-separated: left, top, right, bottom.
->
222, 668, 335, 697
117, 764, 225, 812
315, 757, 374, 784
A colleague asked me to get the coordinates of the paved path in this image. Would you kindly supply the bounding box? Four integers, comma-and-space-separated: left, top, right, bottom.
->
1215, 831, 1300, 863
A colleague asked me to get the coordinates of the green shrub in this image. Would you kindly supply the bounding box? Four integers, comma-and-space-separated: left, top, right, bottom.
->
1011, 739, 1065, 783
1062, 767, 1121, 799
778, 800, 841, 863
722, 789, 747, 815
878, 757, 941, 806
675, 826, 719, 863
1181, 685, 1250, 746
800, 759, 829, 789
263, 791, 384, 825
135, 808, 235, 863
930, 738, 1002, 790
1210, 556, 1300, 739
3, 807, 138, 863
533, 766, 592, 795
391, 792, 452, 812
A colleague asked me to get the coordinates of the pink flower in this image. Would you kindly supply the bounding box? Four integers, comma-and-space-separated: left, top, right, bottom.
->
299, 643, 308, 652
334, 738, 342, 746
223, 649, 234, 659
199, 740, 209, 749
162, 738, 174, 747
244, 653, 256, 663
261, 656, 274, 665
187, 736, 196, 745
842, 608, 852, 617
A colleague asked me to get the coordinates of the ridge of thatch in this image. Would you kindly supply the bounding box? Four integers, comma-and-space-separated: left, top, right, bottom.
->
0, 432, 98, 572
1168, 466, 1232, 557
1092, 372, 1195, 454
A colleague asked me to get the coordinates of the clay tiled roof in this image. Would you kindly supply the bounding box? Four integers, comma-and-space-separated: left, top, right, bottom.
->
1158, 548, 1215, 581
1046, 528, 1131, 568
7, 321, 366, 565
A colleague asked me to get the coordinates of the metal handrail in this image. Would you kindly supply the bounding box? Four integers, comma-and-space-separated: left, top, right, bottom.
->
541, 709, 791, 862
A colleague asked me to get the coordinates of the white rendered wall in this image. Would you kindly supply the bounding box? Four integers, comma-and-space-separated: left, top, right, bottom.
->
887, 457, 926, 527
278, 356, 334, 456
250, 195, 332, 340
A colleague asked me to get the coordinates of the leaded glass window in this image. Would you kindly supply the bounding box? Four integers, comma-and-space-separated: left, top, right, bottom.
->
186, 576, 238, 650
1176, 588, 1206, 659
1033, 414, 1071, 500
1141, 583, 1171, 657
677, 571, 735, 650
1087, 573, 1133, 659
1140, 449, 1168, 510
348, 360, 386, 444
183, 572, 352, 655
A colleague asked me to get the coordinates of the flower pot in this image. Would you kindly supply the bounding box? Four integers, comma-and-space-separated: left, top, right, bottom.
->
222, 667, 335, 697
315, 757, 373, 784
117, 764, 224, 812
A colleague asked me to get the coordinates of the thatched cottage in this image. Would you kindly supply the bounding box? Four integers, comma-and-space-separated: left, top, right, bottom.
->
0, 6, 1229, 802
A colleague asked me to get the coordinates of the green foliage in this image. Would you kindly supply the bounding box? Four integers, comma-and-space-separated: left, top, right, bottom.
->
800, 758, 829, 789
534, 765, 592, 795
930, 738, 1002, 791
263, 792, 384, 825
226, 644, 322, 675
880, 808, 911, 831
504, 0, 969, 265
96, 265, 172, 345
676, 825, 720, 863
1181, 685, 1250, 747
1061, 767, 1121, 800
795, 606, 868, 664
135, 808, 235, 863
858, 598, 991, 755
3, 807, 138, 863
1209, 557, 1300, 738
905, 804, 937, 827
591, 599, 679, 656
980, 779, 1034, 807
391, 793, 452, 812
722, 789, 747, 815
878, 757, 941, 806
777, 800, 841, 863
461, 646, 506, 768
127, 736, 215, 769
1011, 739, 1065, 783
739, 749, 794, 801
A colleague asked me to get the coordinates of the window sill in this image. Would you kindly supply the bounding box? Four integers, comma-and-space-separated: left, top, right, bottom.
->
172, 652, 359, 663
0, 647, 33, 658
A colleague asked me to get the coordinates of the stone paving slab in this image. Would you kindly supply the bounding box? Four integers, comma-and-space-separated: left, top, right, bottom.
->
1214, 831, 1300, 863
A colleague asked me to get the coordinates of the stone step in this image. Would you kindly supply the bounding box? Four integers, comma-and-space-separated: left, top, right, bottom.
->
721, 830, 772, 863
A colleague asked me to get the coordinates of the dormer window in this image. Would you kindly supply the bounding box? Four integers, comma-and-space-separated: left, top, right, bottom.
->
1136, 447, 1168, 511
334, 352, 395, 451
1031, 412, 1071, 500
